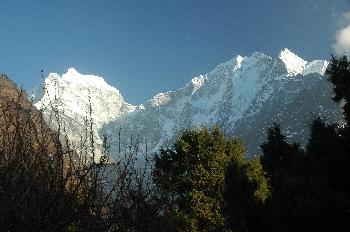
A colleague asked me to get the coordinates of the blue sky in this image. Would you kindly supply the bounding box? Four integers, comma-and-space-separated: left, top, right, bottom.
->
0, 0, 349, 104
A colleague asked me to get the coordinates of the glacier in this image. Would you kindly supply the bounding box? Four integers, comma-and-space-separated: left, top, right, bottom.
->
33, 49, 342, 160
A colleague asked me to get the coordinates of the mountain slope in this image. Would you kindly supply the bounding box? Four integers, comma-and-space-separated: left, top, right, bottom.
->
34, 49, 342, 159
0, 74, 56, 154
34, 68, 134, 159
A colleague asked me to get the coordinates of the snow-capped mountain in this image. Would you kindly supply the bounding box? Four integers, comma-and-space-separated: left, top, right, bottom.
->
34, 68, 135, 159
34, 49, 342, 160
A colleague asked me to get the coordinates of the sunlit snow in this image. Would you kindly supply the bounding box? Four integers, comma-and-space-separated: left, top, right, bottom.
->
34, 48, 341, 158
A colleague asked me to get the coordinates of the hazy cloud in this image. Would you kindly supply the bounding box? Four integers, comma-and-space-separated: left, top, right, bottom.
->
333, 11, 350, 56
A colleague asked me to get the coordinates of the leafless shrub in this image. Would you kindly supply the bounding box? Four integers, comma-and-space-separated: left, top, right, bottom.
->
0, 81, 172, 231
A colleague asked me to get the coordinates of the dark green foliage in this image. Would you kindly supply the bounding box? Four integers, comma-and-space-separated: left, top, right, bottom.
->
306, 118, 345, 189
325, 55, 350, 196
153, 126, 270, 232
326, 55, 350, 122
260, 56, 350, 231
326, 55, 350, 102
225, 157, 270, 232
260, 123, 305, 176
260, 124, 306, 232
153, 126, 238, 232
260, 120, 350, 231
303, 117, 350, 232
303, 118, 349, 231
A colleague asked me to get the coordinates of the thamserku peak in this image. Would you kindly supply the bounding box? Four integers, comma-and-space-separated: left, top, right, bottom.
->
34, 48, 341, 160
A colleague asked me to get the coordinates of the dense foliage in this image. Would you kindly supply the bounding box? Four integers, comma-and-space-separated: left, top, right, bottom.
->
153, 127, 270, 232
259, 55, 350, 232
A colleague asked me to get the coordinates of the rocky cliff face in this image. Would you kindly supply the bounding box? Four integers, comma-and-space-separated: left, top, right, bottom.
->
0, 74, 55, 154
33, 49, 342, 160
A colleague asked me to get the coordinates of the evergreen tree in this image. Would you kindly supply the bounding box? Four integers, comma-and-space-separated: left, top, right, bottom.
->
326, 55, 350, 123
153, 126, 244, 232
260, 123, 305, 176
260, 124, 306, 232
261, 119, 350, 231
225, 157, 270, 232
154, 126, 271, 232
300, 118, 350, 232
325, 55, 350, 196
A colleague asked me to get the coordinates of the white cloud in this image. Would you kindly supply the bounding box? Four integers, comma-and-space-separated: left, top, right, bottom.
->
333, 24, 350, 56
332, 11, 350, 56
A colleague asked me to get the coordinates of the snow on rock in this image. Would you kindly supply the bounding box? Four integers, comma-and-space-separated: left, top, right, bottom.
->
303, 60, 329, 75
34, 68, 135, 161
190, 75, 206, 94
234, 55, 244, 70
61, 68, 120, 93
279, 48, 307, 76
34, 49, 341, 159
98, 49, 340, 157
149, 92, 171, 107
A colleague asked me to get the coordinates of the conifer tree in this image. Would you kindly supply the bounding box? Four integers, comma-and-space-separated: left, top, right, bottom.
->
154, 126, 271, 232
260, 124, 305, 232
326, 55, 350, 123
325, 55, 350, 196
225, 157, 270, 232
153, 126, 244, 232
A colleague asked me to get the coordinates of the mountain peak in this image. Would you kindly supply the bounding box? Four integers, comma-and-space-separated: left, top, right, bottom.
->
67, 67, 79, 75
59, 68, 120, 94
235, 55, 244, 69
279, 48, 307, 76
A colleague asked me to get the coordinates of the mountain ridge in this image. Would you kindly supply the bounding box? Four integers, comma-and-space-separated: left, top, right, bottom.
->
33, 49, 342, 159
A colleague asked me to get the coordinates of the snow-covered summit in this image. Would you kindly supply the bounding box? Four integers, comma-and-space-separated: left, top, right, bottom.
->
279, 48, 307, 76
52, 68, 120, 93
278, 49, 329, 76
34, 68, 135, 161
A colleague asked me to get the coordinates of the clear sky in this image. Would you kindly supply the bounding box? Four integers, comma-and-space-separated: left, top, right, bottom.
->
0, 0, 349, 104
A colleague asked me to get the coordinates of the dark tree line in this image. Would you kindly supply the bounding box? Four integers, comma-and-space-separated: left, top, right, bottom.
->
259, 55, 350, 232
